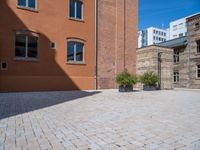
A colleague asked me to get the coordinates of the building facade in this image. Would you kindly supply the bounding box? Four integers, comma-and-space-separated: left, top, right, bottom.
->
138, 27, 169, 48
0, 0, 138, 92
169, 12, 200, 40
169, 17, 187, 40
158, 14, 200, 89
136, 46, 173, 90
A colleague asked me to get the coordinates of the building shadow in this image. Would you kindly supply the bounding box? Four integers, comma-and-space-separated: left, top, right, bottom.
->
0, 90, 101, 120
0, 1, 99, 119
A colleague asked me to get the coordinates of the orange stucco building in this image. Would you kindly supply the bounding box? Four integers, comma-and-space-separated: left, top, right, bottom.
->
0, 0, 138, 92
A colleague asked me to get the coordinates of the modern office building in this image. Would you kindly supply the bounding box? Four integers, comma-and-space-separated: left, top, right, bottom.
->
169, 12, 200, 40
138, 27, 169, 48
0, 0, 138, 92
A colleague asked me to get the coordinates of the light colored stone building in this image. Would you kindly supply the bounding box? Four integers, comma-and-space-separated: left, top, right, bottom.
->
136, 46, 174, 90
153, 13, 200, 89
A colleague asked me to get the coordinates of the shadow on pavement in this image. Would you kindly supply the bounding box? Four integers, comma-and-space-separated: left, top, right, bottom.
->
0, 91, 100, 120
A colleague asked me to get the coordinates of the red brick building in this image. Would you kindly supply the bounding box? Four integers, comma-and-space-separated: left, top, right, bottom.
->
0, 0, 138, 92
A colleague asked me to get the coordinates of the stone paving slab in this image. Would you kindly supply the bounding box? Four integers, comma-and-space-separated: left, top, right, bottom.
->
0, 89, 200, 150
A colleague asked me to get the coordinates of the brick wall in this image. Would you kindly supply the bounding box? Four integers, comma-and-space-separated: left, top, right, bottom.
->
136, 46, 174, 90
97, 0, 138, 89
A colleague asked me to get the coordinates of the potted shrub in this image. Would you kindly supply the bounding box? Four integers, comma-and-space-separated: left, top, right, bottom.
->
115, 69, 138, 92
140, 71, 159, 91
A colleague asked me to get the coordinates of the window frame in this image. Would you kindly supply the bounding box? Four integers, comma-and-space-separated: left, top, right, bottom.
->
14, 30, 39, 61
67, 39, 85, 64
174, 49, 180, 64
197, 64, 200, 79
17, 0, 37, 11
173, 71, 179, 83
0, 60, 8, 70
196, 40, 200, 54
69, 0, 83, 21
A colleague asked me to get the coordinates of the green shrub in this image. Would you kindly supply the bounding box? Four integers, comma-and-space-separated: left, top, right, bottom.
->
115, 69, 138, 86
140, 71, 159, 86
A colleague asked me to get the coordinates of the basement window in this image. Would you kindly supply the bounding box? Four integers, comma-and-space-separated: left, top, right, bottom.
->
1, 60, 8, 70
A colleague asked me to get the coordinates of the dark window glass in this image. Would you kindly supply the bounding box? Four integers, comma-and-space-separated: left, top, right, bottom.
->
67, 41, 84, 62
76, 1, 82, 19
174, 71, 179, 83
1, 61, 7, 70
18, 0, 26, 7
70, 0, 75, 18
28, 36, 38, 58
50, 42, 56, 49
179, 33, 183, 37
198, 65, 200, 78
28, 0, 36, 9
15, 34, 38, 59
67, 42, 75, 61
174, 50, 179, 63
15, 35, 26, 57
76, 42, 83, 61
197, 40, 200, 54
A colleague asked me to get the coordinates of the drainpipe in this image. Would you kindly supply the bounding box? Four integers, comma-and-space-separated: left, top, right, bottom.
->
158, 52, 162, 90
94, 0, 97, 90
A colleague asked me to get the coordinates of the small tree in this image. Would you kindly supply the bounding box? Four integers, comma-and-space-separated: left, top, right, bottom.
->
140, 71, 159, 87
115, 69, 138, 87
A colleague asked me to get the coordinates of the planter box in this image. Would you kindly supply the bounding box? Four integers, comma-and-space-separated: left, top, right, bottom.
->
119, 85, 133, 92
143, 85, 158, 91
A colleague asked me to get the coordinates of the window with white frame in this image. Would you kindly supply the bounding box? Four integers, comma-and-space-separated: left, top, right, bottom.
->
174, 71, 179, 83
15, 32, 38, 59
67, 41, 84, 63
69, 0, 83, 20
174, 49, 179, 63
196, 40, 200, 54
17, 0, 36, 10
197, 65, 200, 79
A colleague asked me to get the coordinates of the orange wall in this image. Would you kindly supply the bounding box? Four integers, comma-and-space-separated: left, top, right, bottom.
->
0, 0, 95, 92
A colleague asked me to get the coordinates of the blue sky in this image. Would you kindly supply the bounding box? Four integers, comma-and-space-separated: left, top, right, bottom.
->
139, 0, 200, 30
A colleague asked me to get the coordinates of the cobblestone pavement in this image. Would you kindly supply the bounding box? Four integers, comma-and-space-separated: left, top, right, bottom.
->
0, 89, 200, 150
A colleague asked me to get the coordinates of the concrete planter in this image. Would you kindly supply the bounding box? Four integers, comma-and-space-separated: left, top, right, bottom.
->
119, 85, 133, 92
143, 85, 158, 91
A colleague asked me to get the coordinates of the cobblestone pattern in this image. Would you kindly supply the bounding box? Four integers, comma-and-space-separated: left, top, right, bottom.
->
0, 89, 200, 150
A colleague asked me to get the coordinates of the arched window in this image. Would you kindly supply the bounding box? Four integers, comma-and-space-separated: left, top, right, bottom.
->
67, 40, 84, 63
15, 30, 38, 60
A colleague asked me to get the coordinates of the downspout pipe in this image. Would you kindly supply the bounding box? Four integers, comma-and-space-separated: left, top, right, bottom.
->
94, 0, 97, 90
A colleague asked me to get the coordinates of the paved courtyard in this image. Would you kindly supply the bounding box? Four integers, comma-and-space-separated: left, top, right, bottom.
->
0, 89, 200, 150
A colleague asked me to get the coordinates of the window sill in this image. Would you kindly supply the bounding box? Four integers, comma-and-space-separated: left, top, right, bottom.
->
66, 61, 86, 65
14, 57, 39, 62
173, 82, 179, 84
194, 53, 200, 56
17, 6, 38, 13
174, 62, 180, 65
69, 17, 84, 23
196, 78, 200, 80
